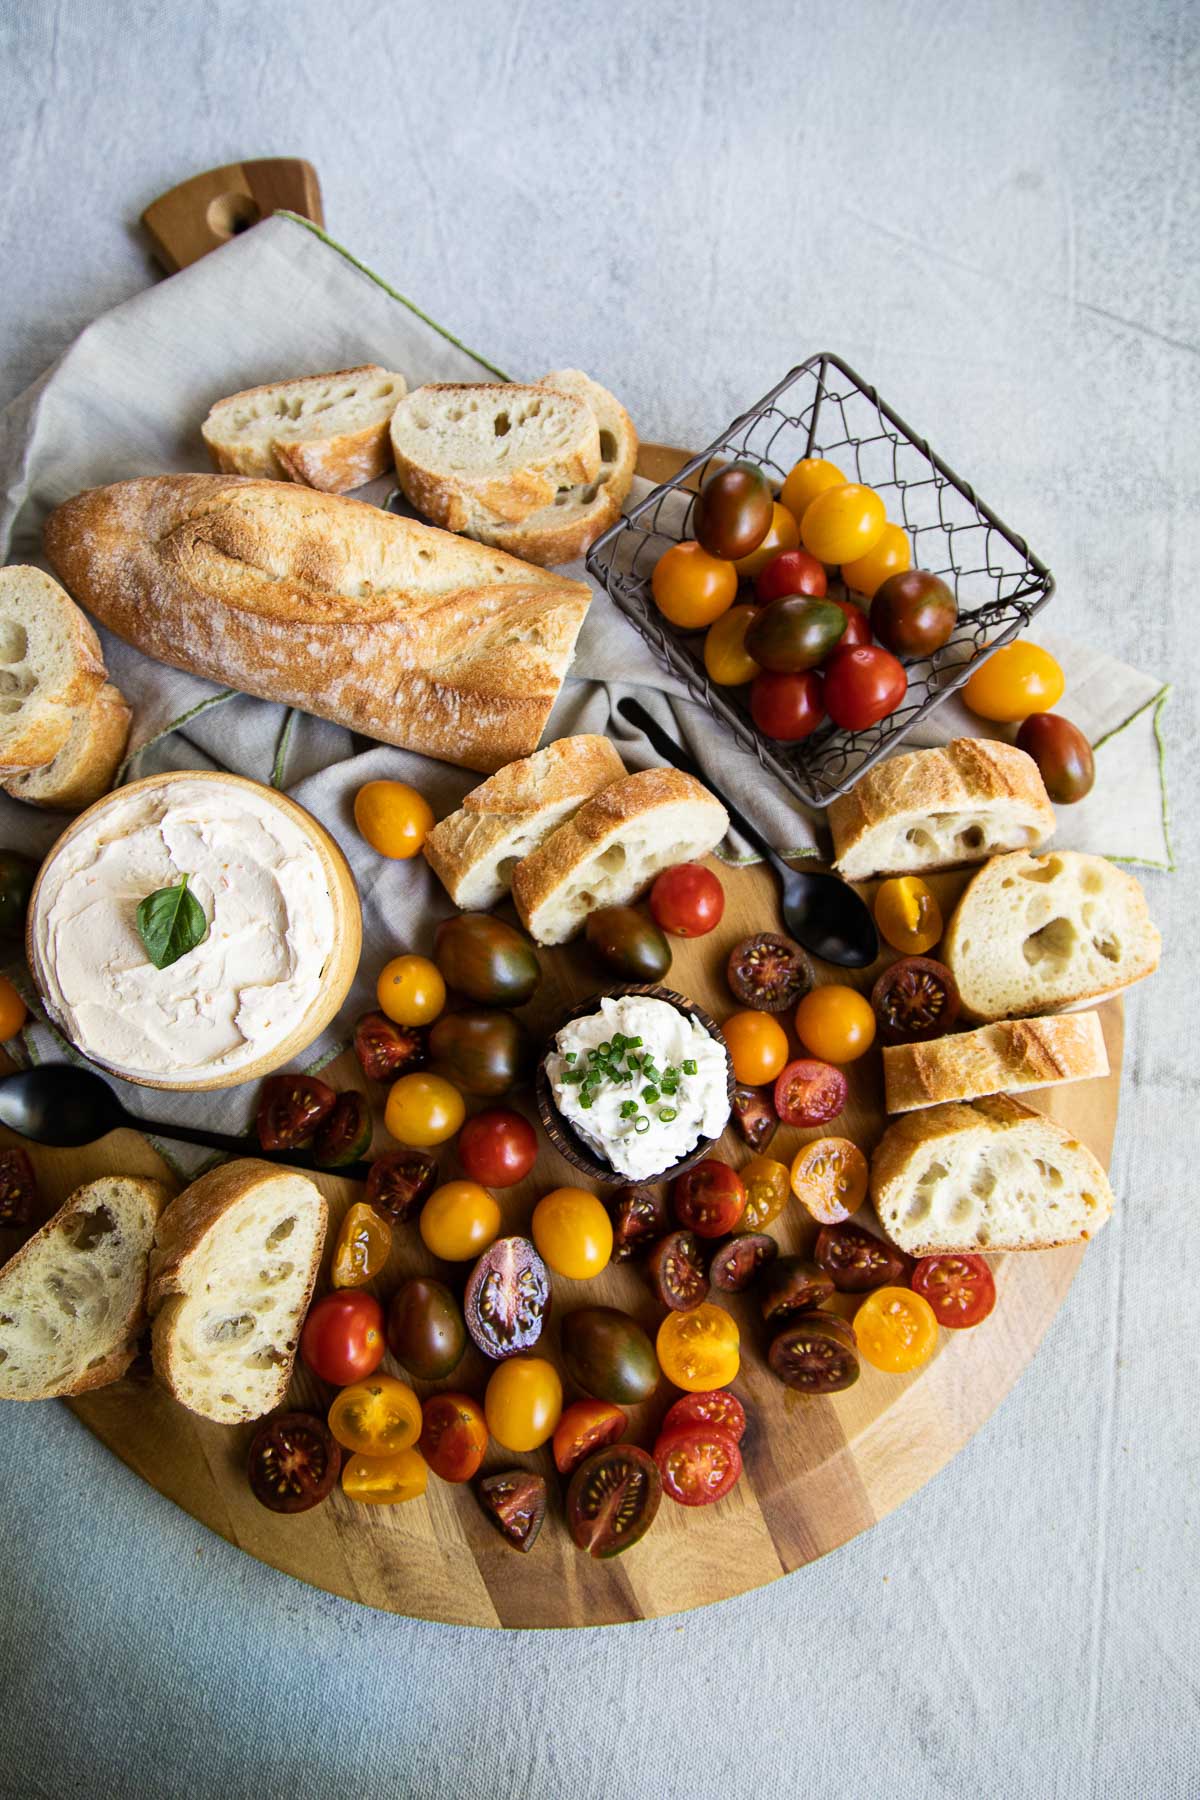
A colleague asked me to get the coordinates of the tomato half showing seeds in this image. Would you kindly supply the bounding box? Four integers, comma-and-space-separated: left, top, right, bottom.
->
855, 1286, 939, 1373
649, 863, 725, 937
727, 931, 813, 1013
648, 1229, 710, 1311
722, 1011, 790, 1087
768, 1313, 861, 1393
567, 1446, 662, 1558
300, 1292, 385, 1386
672, 1159, 746, 1238
342, 1447, 428, 1506
758, 1256, 835, 1323
419, 1392, 488, 1483
478, 1471, 547, 1552
456, 1107, 537, 1188
484, 1355, 563, 1452
331, 1201, 392, 1288
654, 1424, 743, 1507
774, 1059, 848, 1129
0, 1145, 37, 1227
328, 1375, 422, 1457
552, 1399, 627, 1476
874, 877, 943, 955
731, 1086, 779, 1153
314, 1092, 372, 1168
656, 1303, 740, 1392
463, 1236, 551, 1359
739, 1154, 790, 1230
364, 1150, 438, 1225
814, 1222, 914, 1293
823, 644, 907, 731
609, 1183, 671, 1261
248, 1412, 340, 1514
871, 956, 960, 1045
256, 1074, 337, 1152
662, 1388, 748, 1444
790, 1137, 868, 1225
912, 1254, 997, 1329
793, 985, 876, 1064
531, 1186, 613, 1280
709, 1232, 778, 1293
354, 1011, 429, 1083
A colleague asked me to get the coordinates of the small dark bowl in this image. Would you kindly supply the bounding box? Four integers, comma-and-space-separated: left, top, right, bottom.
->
535, 984, 735, 1186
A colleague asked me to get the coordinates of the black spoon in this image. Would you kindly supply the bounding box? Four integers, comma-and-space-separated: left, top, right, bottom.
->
617, 697, 879, 968
0, 1065, 371, 1182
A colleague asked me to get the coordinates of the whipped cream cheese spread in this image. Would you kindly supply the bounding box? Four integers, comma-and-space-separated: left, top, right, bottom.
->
546, 995, 730, 1181
32, 778, 336, 1085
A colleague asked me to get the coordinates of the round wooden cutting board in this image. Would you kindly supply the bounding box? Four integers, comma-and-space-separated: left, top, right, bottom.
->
9, 863, 1122, 1628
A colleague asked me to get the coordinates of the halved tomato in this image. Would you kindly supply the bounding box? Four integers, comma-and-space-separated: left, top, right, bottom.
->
256, 1074, 336, 1151
653, 1424, 742, 1507
912, 1254, 996, 1329
552, 1399, 627, 1475
418, 1392, 488, 1482
774, 1059, 847, 1128
661, 1389, 747, 1444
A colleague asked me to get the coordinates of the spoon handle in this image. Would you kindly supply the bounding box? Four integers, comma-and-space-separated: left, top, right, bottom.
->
117, 1108, 370, 1183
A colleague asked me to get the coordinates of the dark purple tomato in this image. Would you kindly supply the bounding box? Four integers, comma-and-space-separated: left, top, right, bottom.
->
693, 462, 774, 561
560, 1306, 660, 1402
709, 1233, 778, 1293
609, 1184, 671, 1261
353, 1012, 427, 1082
567, 1445, 661, 1558
584, 905, 672, 981
432, 913, 540, 1007
364, 1150, 438, 1224
768, 1312, 860, 1393
247, 1412, 340, 1514
478, 1470, 547, 1552
1016, 712, 1095, 803
755, 548, 827, 604
0, 1146, 37, 1226
870, 570, 958, 658
429, 1007, 527, 1097
871, 956, 960, 1045
386, 1277, 467, 1378
463, 1235, 551, 1360
757, 1255, 836, 1322
647, 1229, 709, 1310
745, 596, 847, 673
730, 1085, 778, 1152
727, 932, 813, 1013
313, 1093, 372, 1167
814, 1222, 914, 1293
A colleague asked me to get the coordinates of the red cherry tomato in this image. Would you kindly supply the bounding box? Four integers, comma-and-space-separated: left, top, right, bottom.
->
300, 1292, 386, 1386
749, 670, 825, 741
754, 549, 828, 605
661, 1389, 747, 1443
773, 1059, 848, 1128
671, 1159, 746, 1238
826, 598, 872, 651
552, 1399, 627, 1475
649, 863, 724, 937
823, 645, 907, 731
457, 1108, 537, 1187
653, 1424, 743, 1507
912, 1254, 997, 1329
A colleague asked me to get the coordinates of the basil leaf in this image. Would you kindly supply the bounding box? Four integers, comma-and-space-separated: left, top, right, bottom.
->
136, 874, 208, 970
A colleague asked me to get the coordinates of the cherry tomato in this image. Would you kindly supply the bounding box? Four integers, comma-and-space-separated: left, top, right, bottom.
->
654, 1424, 742, 1507
790, 1137, 868, 1224
567, 1446, 661, 1558
419, 1179, 500, 1261
855, 1286, 939, 1372
648, 862, 724, 937
769, 1313, 861, 1392
870, 570, 957, 657
750, 669, 825, 740
672, 1159, 746, 1238
731, 1085, 778, 1151
429, 1007, 526, 1098
840, 522, 912, 598
0, 977, 27, 1039
376, 953, 445, 1026
342, 1447, 428, 1505
693, 461, 774, 561
552, 1399, 627, 1475
745, 596, 846, 672
826, 597, 872, 650
823, 644, 907, 731
721, 1009, 789, 1086
354, 1012, 427, 1083
300, 1291, 385, 1386
419, 1392, 488, 1482
754, 548, 828, 604
478, 1470, 547, 1551
740, 1154, 790, 1229
774, 1059, 847, 1128
793, 985, 876, 1063
256, 1074, 336, 1152
457, 1107, 537, 1187
814, 1222, 913, 1293
314, 1092, 372, 1168
464, 1236, 550, 1357
585, 905, 673, 981
247, 1412, 340, 1514
709, 1233, 777, 1292
656, 1303, 740, 1392
874, 877, 943, 954
662, 1389, 747, 1443
384, 1072, 465, 1148
353, 780, 434, 859
800, 482, 886, 565
780, 457, 846, 526
328, 1374, 422, 1456
364, 1150, 438, 1225
484, 1355, 563, 1452
0, 1145, 37, 1227
734, 501, 800, 578
912, 1254, 997, 1329
561, 1306, 660, 1401
758, 1256, 835, 1322
330, 1201, 392, 1288
871, 956, 960, 1045
651, 541, 737, 629
1016, 713, 1095, 803
531, 1186, 613, 1279
727, 931, 813, 1013
609, 1183, 671, 1261
648, 1229, 710, 1310
703, 605, 761, 685
433, 913, 540, 1007
962, 642, 1065, 722
387, 1277, 466, 1378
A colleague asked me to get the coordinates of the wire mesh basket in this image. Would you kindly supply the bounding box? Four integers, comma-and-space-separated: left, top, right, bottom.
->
586, 352, 1054, 808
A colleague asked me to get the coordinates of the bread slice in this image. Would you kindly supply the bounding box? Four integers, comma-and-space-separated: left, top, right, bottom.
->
941, 850, 1160, 1021
512, 767, 730, 946
390, 381, 601, 534
201, 366, 408, 493
3, 681, 131, 811
871, 1093, 1113, 1255
883, 1011, 1109, 1114
0, 1176, 171, 1400
829, 739, 1055, 879
0, 566, 107, 775
423, 734, 628, 910
147, 1159, 326, 1425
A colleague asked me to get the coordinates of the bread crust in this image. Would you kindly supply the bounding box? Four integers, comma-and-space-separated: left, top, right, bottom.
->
882, 1011, 1109, 1113
202, 365, 406, 494
4, 681, 131, 811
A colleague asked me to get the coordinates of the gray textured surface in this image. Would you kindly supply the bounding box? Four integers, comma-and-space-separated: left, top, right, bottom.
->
0, 2, 1196, 1797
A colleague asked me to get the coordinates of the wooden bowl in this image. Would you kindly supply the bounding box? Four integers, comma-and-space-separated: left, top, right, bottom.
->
535, 983, 734, 1185
27, 770, 361, 1092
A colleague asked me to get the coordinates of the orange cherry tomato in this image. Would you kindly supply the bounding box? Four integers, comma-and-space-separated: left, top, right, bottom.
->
418, 1392, 488, 1482
793, 985, 876, 1063
740, 1154, 791, 1230
376, 954, 445, 1026
353, 780, 434, 859
385, 1072, 465, 1148
342, 1446, 428, 1505
962, 642, 1065, 722
531, 1186, 613, 1280
800, 484, 886, 566
874, 877, 943, 954
780, 457, 847, 527
656, 1303, 740, 1392
703, 605, 761, 685
328, 1374, 422, 1456
733, 502, 800, 578
0, 977, 26, 1040
840, 522, 912, 598
789, 1137, 868, 1225
721, 1010, 790, 1086
484, 1355, 563, 1452
330, 1202, 393, 1289
419, 1179, 500, 1261
854, 1286, 939, 1373
651, 542, 737, 629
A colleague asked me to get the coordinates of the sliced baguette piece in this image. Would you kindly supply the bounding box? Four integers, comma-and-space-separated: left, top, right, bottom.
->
3, 681, 131, 811
201, 365, 408, 493
871, 1093, 1114, 1255
0, 565, 108, 775
147, 1159, 326, 1426
829, 738, 1055, 879
941, 850, 1160, 1021
390, 381, 601, 533
512, 767, 730, 946
883, 1011, 1109, 1114
0, 1176, 171, 1400
424, 734, 628, 910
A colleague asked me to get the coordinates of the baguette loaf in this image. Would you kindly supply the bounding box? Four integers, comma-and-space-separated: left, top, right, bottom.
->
147, 1159, 325, 1425
512, 767, 730, 945
0, 566, 107, 775
0, 1176, 171, 1400
829, 739, 1055, 879
882, 1011, 1109, 1114
871, 1093, 1114, 1255
42, 477, 592, 774
941, 850, 1160, 1021
201, 365, 407, 492
3, 681, 131, 811
424, 734, 628, 910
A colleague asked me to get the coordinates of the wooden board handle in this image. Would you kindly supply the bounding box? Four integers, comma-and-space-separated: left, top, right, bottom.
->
140, 158, 324, 274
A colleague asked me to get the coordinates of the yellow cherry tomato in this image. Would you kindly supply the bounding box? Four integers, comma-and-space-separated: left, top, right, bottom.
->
484, 1355, 563, 1451
962, 642, 1065, 722
721, 1010, 790, 1086
385, 1073, 465, 1148
342, 1446, 428, 1505
874, 876, 943, 954
376, 953, 445, 1026
330, 1202, 393, 1289
0, 977, 27, 1040
656, 1303, 740, 1392
740, 1154, 790, 1230
780, 457, 847, 527
800, 483, 887, 566
651, 541, 737, 629
733, 501, 800, 578
840, 521, 912, 598
531, 1186, 613, 1280
353, 780, 434, 859
328, 1374, 422, 1456
793, 985, 876, 1063
703, 605, 761, 685
855, 1286, 939, 1373
419, 1179, 500, 1261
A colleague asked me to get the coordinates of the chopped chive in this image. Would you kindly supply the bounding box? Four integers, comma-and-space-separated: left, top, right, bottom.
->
642, 1086, 659, 1104
564, 1050, 577, 1064
619, 1100, 639, 1118
597, 1041, 612, 1057
626, 1036, 643, 1048
579, 1092, 594, 1109
682, 1059, 697, 1075
634, 1115, 650, 1133
659, 1107, 678, 1122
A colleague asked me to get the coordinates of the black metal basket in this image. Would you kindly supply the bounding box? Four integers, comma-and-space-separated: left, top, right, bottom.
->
586, 352, 1054, 809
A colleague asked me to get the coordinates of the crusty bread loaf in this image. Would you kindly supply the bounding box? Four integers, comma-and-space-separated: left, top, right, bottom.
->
202, 365, 407, 492
42, 477, 592, 775
424, 734, 628, 910
882, 1011, 1109, 1114
829, 739, 1055, 879
3, 681, 131, 811
147, 1159, 325, 1426
512, 767, 730, 946
941, 850, 1160, 1021
0, 1176, 171, 1400
0, 566, 107, 776
871, 1093, 1114, 1255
